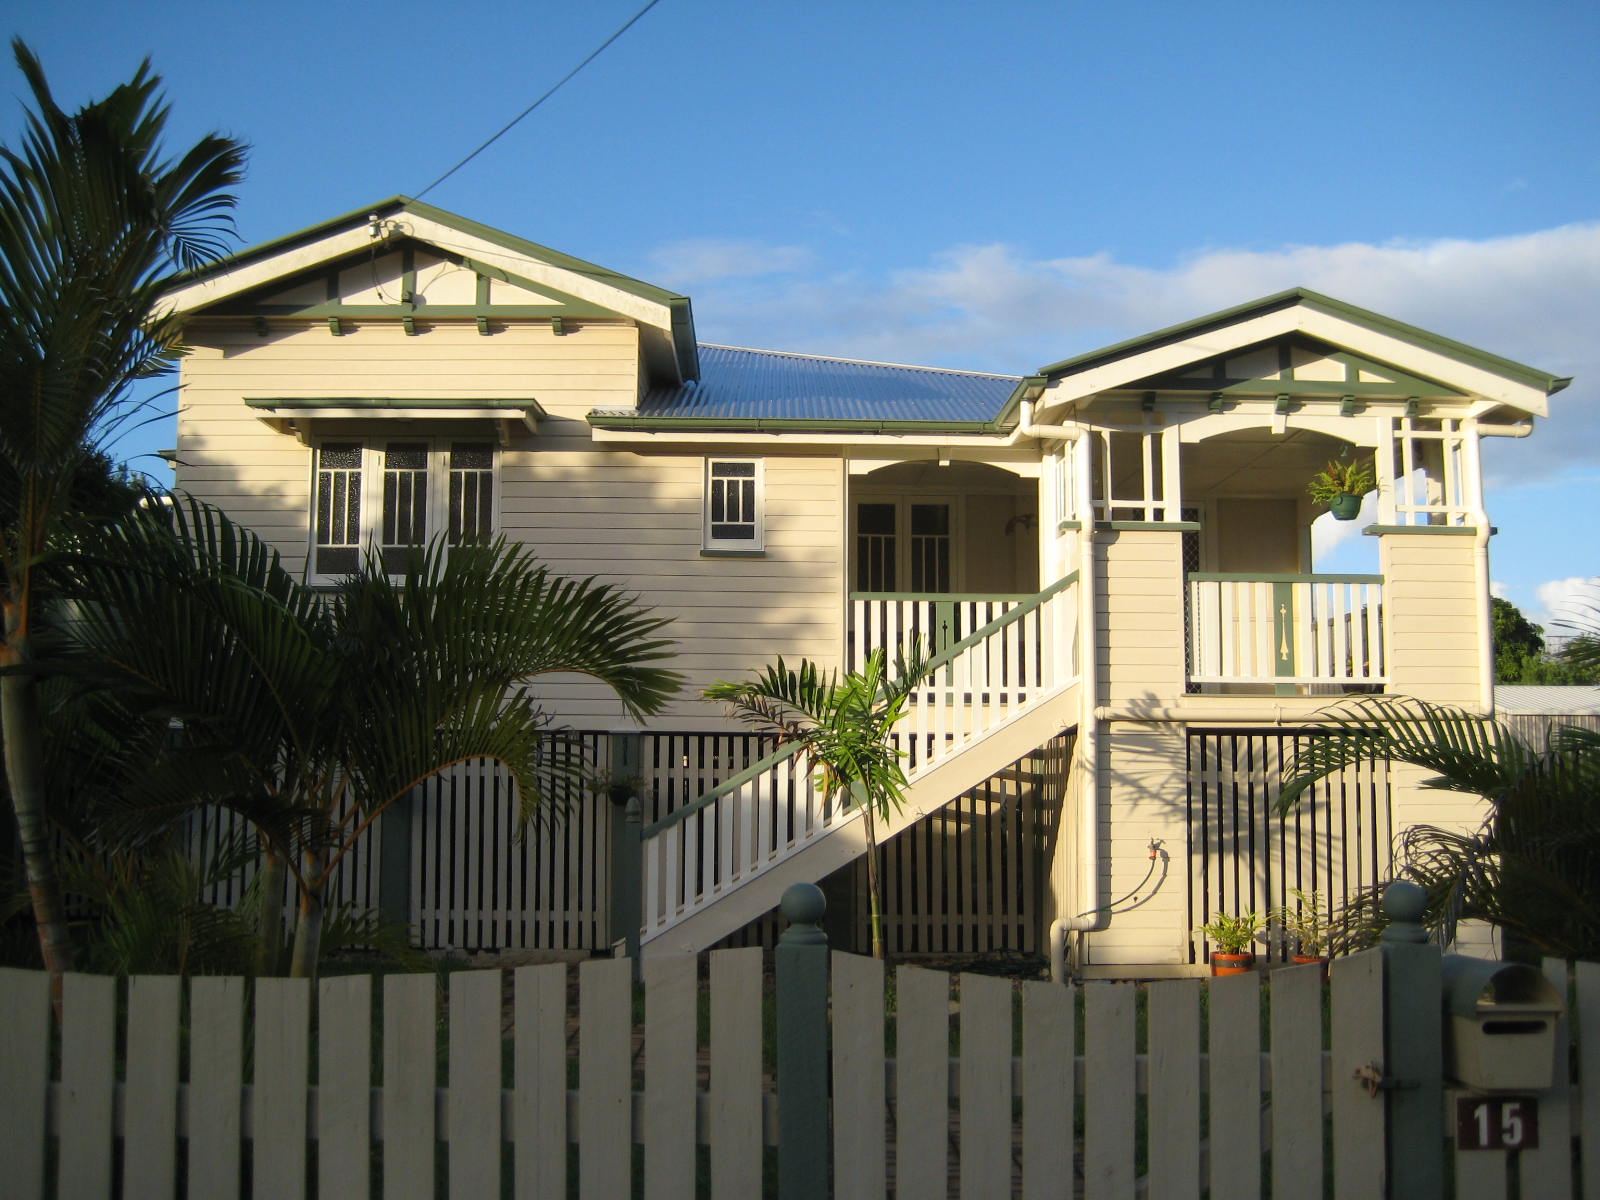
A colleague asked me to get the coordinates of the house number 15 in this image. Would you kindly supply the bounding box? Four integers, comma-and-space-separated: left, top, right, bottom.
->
1456, 1097, 1539, 1150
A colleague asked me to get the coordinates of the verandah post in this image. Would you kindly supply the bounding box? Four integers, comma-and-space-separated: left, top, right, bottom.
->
776, 882, 830, 1200
1380, 880, 1444, 1199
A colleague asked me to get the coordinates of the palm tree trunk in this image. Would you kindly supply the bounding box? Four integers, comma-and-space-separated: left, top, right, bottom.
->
288, 849, 325, 979
1, 619, 77, 1004
863, 807, 885, 959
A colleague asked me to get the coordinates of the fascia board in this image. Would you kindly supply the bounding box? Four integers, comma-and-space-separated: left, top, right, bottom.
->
1042, 311, 1299, 407
396, 213, 674, 332
1043, 306, 1554, 418
160, 226, 378, 314
160, 214, 676, 335
1294, 308, 1551, 417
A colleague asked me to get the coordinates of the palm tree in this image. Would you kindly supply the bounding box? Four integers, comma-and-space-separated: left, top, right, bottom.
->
1278, 695, 1600, 958
0, 40, 245, 988
64, 497, 681, 977
704, 648, 929, 959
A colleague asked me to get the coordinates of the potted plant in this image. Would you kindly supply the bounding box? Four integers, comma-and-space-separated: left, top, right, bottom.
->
1198, 910, 1263, 975
1307, 458, 1376, 520
1274, 888, 1331, 968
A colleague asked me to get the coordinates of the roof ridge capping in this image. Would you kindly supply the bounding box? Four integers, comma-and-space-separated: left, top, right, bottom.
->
700, 343, 1019, 380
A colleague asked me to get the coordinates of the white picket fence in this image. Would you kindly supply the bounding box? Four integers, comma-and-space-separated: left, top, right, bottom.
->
7, 951, 1592, 1198
1187, 573, 1386, 686
639, 575, 1079, 946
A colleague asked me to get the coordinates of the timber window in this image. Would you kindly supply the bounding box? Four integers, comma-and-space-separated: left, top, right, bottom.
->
703, 459, 764, 551
313, 439, 495, 577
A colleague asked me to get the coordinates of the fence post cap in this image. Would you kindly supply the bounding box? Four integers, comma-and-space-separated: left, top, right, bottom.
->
779, 882, 827, 942
1381, 879, 1429, 943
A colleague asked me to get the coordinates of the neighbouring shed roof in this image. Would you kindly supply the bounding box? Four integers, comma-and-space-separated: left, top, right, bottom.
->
589, 345, 1020, 433
1494, 685, 1600, 715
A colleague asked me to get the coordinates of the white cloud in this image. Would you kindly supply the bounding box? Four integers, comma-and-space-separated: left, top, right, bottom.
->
672, 222, 1600, 472
1536, 576, 1600, 633
647, 238, 814, 286
1491, 580, 1509, 599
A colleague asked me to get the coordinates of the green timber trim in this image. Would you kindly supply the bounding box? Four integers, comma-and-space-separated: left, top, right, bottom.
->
245, 396, 544, 413
1362, 524, 1479, 536
1116, 377, 1463, 400
700, 549, 766, 558
165, 195, 690, 307
644, 571, 1080, 841
224, 302, 626, 320
1129, 343, 1466, 401
162, 194, 702, 383
1186, 572, 1384, 584
1000, 286, 1570, 424
849, 591, 1036, 602
641, 741, 805, 839
1272, 580, 1296, 678
588, 413, 1007, 436
1096, 520, 1201, 531
1058, 519, 1081, 532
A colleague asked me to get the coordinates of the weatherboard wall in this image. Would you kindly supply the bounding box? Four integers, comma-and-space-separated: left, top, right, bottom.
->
174, 319, 844, 726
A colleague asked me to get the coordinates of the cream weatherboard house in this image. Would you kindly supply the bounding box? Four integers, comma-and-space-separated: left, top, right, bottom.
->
161, 198, 1568, 975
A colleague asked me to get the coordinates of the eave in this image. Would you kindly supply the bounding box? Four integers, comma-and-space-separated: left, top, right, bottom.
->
245, 395, 546, 446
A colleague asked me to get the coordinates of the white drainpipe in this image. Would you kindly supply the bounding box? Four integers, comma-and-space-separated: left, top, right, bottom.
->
1010, 403, 1106, 981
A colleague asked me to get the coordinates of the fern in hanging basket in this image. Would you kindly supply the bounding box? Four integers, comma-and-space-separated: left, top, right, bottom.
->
1307, 459, 1375, 507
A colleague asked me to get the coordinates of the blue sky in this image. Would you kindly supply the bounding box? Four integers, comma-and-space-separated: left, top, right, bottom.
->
11, 1, 1599, 625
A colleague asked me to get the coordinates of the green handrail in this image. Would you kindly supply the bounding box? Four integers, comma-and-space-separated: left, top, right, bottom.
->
1186, 572, 1384, 585
643, 571, 1080, 841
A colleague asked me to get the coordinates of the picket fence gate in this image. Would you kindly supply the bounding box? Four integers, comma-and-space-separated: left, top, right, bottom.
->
2, 894, 1597, 1199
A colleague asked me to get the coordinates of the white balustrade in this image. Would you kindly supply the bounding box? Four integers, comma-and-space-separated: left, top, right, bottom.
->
1187, 574, 1386, 686
642, 578, 1079, 941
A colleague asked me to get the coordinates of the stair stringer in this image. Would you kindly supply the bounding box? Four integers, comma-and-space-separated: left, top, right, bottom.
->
639, 682, 1081, 957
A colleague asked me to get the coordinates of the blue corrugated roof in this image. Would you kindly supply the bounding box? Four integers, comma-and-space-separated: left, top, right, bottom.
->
614, 345, 1019, 423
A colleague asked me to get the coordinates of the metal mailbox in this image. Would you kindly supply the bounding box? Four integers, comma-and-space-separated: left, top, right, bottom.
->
1440, 956, 1564, 1091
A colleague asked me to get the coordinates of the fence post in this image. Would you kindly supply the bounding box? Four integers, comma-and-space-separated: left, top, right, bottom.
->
1380, 880, 1444, 1200
378, 786, 415, 933
776, 882, 830, 1200
608, 733, 643, 966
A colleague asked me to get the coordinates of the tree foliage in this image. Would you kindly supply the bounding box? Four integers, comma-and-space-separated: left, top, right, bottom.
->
704, 647, 930, 959
59, 496, 681, 976
1491, 596, 1599, 684
1280, 695, 1600, 958
0, 37, 245, 990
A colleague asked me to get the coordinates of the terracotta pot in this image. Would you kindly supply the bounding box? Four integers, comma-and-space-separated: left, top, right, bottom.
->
1329, 492, 1362, 520
1210, 951, 1255, 976
1292, 953, 1329, 979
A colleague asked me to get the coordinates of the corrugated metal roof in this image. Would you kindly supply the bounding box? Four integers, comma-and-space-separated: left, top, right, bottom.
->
615, 345, 1020, 423
1495, 685, 1600, 715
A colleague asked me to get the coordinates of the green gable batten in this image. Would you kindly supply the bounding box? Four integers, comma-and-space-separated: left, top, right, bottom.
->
162, 195, 702, 382
997, 287, 1570, 423
586, 413, 1007, 435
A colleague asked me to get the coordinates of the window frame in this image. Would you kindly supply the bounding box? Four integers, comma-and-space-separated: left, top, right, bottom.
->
702, 457, 765, 554
309, 437, 498, 581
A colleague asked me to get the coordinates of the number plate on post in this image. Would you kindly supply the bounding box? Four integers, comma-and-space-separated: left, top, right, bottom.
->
1456, 1097, 1539, 1150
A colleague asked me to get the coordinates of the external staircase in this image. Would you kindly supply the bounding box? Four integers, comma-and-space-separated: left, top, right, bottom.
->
636, 575, 1082, 955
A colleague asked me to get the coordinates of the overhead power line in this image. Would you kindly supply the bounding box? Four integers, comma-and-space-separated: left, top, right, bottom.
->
415, 0, 665, 200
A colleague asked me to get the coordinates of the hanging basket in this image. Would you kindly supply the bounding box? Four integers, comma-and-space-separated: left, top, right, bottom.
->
1328, 493, 1363, 521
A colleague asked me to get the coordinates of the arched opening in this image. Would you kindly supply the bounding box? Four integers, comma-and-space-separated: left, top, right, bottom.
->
850, 461, 1039, 594
1179, 427, 1378, 576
